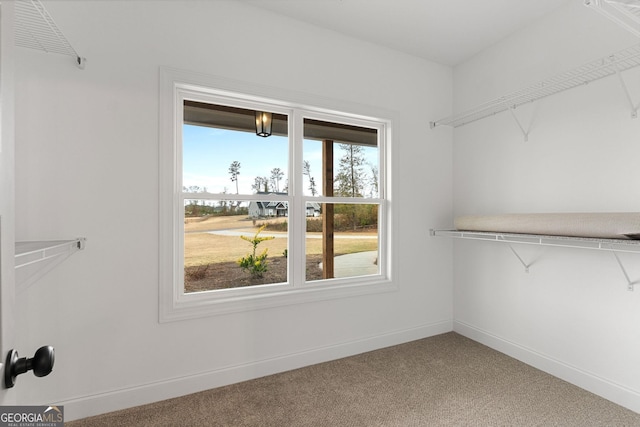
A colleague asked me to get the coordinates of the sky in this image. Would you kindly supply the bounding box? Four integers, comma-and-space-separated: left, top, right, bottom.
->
183, 124, 291, 195
182, 124, 378, 198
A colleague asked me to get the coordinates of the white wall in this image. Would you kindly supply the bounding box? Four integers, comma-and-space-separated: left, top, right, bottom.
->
12, 1, 453, 420
452, 0, 640, 412
0, 1, 17, 407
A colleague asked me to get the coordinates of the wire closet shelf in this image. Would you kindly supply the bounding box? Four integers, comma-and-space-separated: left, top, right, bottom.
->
430, 229, 640, 254
15, 0, 85, 68
15, 239, 86, 292
430, 43, 640, 129
430, 229, 640, 290
585, 0, 640, 37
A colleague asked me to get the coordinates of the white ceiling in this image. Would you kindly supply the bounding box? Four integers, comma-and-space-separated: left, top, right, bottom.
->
242, 0, 573, 65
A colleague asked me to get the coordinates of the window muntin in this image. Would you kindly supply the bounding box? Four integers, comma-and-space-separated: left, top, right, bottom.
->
159, 69, 392, 321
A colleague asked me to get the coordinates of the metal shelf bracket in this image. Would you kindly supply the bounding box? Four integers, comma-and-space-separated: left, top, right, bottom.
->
508, 107, 531, 142
496, 235, 531, 271
610, 249, 638, 291
506, 243, 531, 272
613, 60, 639, 118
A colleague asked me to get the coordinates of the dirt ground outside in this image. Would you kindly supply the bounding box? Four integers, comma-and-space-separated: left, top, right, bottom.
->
185, 254, 325, 292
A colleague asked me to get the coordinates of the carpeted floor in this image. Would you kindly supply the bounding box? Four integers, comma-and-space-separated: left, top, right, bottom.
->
68, 332, 640, 426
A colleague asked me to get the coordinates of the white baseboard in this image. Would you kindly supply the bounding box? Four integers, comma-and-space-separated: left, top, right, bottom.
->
454, 320, 640, 414
61, 320, 453, 421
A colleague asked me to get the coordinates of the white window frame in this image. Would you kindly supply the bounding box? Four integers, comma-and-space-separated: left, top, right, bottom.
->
159, 67, 396, 322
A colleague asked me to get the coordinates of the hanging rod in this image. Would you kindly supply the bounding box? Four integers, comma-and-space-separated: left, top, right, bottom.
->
15, 0, 85, 69
430, 43, 640, 129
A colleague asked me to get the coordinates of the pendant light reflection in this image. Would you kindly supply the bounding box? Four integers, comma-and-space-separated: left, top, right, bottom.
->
255, 111, 273, 137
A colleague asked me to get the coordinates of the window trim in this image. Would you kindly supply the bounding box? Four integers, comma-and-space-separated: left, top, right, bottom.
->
159, 67, 397, 322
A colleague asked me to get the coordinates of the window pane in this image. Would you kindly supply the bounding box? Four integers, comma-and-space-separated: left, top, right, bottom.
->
305, 203, 379, 281
183, 102, 289, 195
303, 119, 378, 198
184, 199, 288, 293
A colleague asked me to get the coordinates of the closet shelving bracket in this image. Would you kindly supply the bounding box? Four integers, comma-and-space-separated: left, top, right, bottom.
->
609, 248, 639, 291
503, 240, 531, 272
430, 229, 640, 290
613, 62, 639, 118
430, 43, 640, 130
508, 107, 530, 142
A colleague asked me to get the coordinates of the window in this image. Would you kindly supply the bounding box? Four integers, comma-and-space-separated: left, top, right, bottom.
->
159, 69, 394, 321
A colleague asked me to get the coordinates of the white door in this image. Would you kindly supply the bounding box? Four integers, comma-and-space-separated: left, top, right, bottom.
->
0, 0, 17, 405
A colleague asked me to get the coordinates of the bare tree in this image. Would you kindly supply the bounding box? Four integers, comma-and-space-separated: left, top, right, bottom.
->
303, 160, 317, 196
309, 177, 317, 196
252, 176, 269, 193
368, 164, 379, 198
219, 187, 229, 213
183, 185, 206, 193
270, 167, 284, 193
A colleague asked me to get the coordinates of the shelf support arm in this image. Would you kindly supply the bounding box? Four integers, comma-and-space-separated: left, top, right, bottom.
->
614, 64, 639, 119
508, 107, 530, 142
507, 244, 530, 273
494, 236, 531, 273
610, 250, 638, 291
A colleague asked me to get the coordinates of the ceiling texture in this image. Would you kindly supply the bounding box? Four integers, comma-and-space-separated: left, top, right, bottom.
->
242, 0, 573, 65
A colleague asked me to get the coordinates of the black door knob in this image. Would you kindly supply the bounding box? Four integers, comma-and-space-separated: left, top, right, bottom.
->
4, 346, 55, 388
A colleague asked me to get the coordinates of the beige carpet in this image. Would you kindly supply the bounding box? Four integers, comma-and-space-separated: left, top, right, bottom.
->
68, 333, 640, 426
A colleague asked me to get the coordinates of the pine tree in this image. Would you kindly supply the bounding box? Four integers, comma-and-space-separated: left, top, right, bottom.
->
228, 161, 241, 194
335, 144, 367, 230
335, 144, 365, 197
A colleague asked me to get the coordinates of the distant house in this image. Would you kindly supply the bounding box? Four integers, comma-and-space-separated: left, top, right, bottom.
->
248, 200, 288, 218
306, 202, 321, 217
248, 193, 321, 218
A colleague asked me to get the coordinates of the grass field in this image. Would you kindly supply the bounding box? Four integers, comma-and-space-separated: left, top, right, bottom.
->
184, 215, 378, 267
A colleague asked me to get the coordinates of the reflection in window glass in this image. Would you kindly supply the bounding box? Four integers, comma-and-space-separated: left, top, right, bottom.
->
305, 203, 379, 281
183, 200, 289, 293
